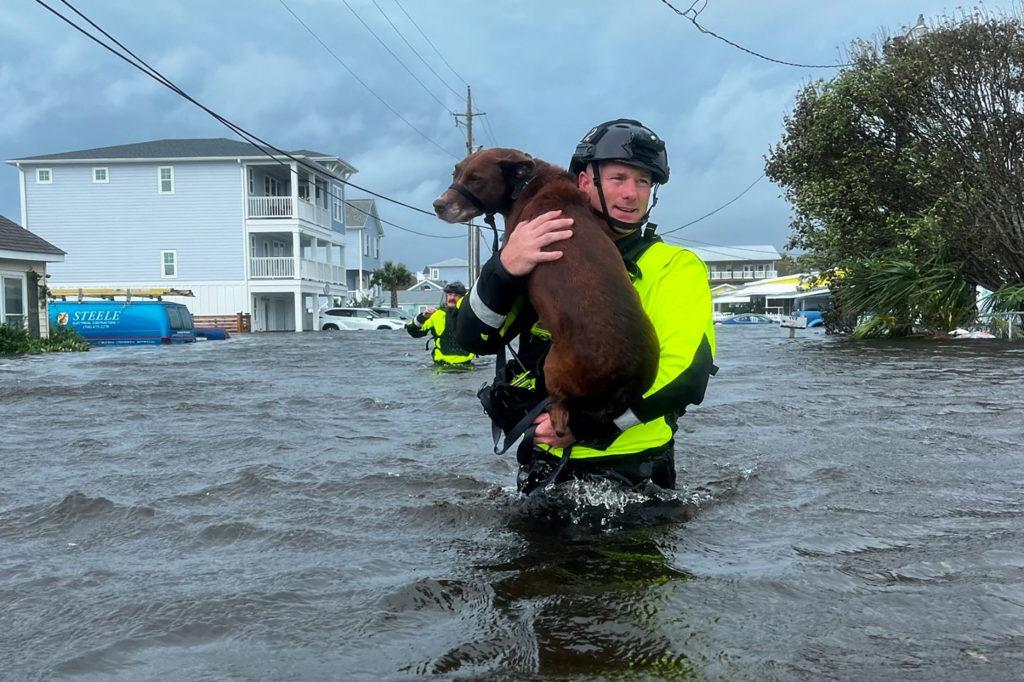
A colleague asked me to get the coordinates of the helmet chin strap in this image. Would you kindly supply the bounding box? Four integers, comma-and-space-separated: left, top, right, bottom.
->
591, 164, 659, 236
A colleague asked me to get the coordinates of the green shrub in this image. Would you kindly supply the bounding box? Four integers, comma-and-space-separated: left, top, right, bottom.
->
43, 325, 90, 352
0, 323, 89, 356
0, 324, 33, 356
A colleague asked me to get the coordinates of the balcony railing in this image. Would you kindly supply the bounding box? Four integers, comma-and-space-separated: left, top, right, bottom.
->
709, 270, 778, 281
300, 259, 345, 284
298, 199, 331, 228
248, 196, 293, 218
250, 257, 343, 283
250, 256, 295, 278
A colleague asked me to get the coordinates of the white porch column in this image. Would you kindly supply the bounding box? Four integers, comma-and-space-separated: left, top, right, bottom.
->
292, 230, 301, 280
294, 291, 304, 332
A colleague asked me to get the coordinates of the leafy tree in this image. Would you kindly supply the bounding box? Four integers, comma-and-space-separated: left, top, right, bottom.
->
370, 261, 415, 308
777, 252, 820, 276
766, 10, 1024, 293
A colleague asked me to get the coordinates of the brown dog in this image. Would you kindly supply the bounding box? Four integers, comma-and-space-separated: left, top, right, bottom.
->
433, 147, 659, 440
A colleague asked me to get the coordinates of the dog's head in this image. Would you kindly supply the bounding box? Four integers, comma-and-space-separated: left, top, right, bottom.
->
433, 148, 535, 223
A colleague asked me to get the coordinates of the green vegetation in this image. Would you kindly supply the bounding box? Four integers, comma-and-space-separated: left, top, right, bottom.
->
766, 10, 1024, 336
0, 324, 90, 356
370, 261, 415, 308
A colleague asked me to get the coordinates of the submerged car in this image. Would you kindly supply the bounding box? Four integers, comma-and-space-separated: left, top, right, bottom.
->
320, 308, 405, 331
719, 313, 776, 325
371, 306, 411, 321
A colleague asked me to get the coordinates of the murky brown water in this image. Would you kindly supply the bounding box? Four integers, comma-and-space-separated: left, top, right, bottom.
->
2, 327, 1022, 680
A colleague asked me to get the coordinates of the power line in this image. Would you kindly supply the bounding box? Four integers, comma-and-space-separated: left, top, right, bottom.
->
39, 0, 464, 240
391, 0, 469, 86
480, 108, 500, 147
370, 0, 463, 101
658, 0, 854, 69
338, 0, 455, 114
659, 174, 764, 235
379, 0, 502, 148
277, 0, 459, 160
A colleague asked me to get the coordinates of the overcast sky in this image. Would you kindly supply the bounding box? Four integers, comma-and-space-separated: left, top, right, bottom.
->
0, 0, 1001, 270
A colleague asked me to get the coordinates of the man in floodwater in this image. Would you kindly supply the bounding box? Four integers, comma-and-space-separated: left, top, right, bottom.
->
405, 281, 475, 367
454, 119, 717, 494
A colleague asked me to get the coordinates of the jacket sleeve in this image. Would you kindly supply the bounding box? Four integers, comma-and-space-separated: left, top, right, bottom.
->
454, 252, 529, 355
405, 311, 431, 338
620, 249, 716, 428
573, 249, 715, 445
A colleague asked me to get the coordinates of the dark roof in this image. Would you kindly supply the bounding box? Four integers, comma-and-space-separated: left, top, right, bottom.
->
9, 138, 342, 163
344, 199, 377, 229
0, 214, 64, 255
289, 149, 336, 159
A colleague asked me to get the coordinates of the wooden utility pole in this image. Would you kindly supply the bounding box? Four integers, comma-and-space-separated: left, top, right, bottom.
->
453, 85, 485, 285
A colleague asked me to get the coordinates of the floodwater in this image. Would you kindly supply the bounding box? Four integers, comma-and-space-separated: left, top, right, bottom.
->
1, 327, 1023, 680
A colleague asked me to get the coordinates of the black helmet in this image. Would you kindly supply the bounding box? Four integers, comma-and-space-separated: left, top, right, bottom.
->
443, 281, 467, 296
569, 119, 669, 185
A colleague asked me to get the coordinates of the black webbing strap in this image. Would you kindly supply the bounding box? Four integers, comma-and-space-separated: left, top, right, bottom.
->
492, 396, 551, 455
536, 443, 574, 491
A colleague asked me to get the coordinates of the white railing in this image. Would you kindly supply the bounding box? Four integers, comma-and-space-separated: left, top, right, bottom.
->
248, 196, 293, 219
300, 259, 345, 284
709, 270, 778, 281
297, 199, 331, 229
250, 256, 295, 278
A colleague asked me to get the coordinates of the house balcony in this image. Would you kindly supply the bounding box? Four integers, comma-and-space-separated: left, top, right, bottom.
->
300, 259, 345, 284
247, 196, 331, 230
249, 257, 344, 285
710, 270, 778, 281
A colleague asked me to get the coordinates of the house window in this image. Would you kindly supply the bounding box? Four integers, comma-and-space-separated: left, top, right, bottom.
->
36, 168, 52, 184
161, 251, 177, 278
362, 232, 369, 257
2, 274, 26, 327
248, 168, 254, 195
93, 167, 109, 183
375, 235, 380, 259
158, 166, 174, 194
429, 268, 439, 280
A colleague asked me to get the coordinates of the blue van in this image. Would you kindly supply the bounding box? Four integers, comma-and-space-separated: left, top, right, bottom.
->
49, 301, 196, 346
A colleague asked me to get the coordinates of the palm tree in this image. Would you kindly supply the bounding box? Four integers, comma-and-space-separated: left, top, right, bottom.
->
371, 261, 415, 308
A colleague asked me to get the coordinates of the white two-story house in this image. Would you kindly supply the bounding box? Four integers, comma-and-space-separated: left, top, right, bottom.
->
7, 138, 356, 331
688, 245, 781, 285
343, 198, 383, 304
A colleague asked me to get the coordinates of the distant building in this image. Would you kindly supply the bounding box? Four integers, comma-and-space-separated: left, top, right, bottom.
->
397, 279, 445, 317
712, 272, 830, 319
421, 257, 469, 287
688, 245, 781, 285
0, 214, 64, 337
344, 198, 383, 304
7, 138, 356, 332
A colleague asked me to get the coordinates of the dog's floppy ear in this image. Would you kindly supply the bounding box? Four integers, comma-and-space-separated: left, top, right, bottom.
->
499, 157, 535, 182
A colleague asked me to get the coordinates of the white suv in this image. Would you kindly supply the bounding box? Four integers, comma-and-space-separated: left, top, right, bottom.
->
319, 308, 405, 331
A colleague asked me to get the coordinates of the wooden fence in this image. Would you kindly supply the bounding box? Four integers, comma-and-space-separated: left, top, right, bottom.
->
192, 313, 252, 333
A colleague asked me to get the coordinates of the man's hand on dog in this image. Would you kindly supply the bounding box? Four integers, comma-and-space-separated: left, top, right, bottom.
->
532, 412, 577, 448
500, 210, 574, 277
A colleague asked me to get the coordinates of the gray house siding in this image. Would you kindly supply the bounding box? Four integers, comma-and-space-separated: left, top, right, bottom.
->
23, 161, 244, 282
436, 265, 468, 284
330, 180, 346, 235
